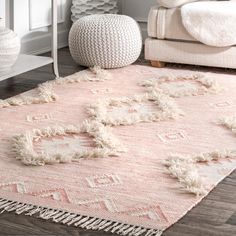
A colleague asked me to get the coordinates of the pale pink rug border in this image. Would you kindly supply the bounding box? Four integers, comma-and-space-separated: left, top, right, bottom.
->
1, 167, 234, 235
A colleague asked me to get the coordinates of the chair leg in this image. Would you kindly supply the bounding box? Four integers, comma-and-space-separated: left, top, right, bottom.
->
150, 60, 166, 68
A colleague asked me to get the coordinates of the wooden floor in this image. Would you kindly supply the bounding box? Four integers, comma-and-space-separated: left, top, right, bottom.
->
0, 48, 236, 236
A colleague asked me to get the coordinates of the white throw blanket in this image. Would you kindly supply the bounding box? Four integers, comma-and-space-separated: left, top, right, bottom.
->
181, 1, 236, 47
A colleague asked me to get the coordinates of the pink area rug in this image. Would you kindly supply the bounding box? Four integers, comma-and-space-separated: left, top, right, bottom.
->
1, 65, 236, 236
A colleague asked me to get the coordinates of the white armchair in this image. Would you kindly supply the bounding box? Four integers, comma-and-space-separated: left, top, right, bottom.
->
145, 0, 236, 69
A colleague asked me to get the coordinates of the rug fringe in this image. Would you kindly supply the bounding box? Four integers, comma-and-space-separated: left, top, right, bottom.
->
0, 198, 163, 236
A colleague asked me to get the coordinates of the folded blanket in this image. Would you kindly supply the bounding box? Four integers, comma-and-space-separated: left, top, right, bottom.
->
181, 1, 236, 47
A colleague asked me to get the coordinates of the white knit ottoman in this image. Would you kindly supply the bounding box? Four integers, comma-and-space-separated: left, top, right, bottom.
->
69, 14, 142, 68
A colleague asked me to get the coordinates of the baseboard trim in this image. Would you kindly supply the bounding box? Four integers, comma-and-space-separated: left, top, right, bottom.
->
20, 29, 69, 55
27, 42, 69, 55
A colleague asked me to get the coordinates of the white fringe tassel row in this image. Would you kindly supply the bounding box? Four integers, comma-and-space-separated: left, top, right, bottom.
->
165, 150, 236, 196
0, 66, 111, 109
0, 198, 163, 236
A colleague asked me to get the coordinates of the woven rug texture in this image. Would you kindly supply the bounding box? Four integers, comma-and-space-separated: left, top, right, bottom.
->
0, 65, 236, 236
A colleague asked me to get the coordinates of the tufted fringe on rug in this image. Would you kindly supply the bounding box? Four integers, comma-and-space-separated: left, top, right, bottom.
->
165, 149, 236, 196
0, 82, 57, 109
87, 89, 184, 126
0, 198, 163, 236
90, 65, 112, 81
0, 67, 111, 109
12, 120, 126, 166
140, 74, 223, 98
52, 66, 112, 85
219, 115, 236, 130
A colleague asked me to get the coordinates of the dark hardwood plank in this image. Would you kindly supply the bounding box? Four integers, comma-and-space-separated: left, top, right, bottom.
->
0, 47, 236, 236
0, 48, 83, 100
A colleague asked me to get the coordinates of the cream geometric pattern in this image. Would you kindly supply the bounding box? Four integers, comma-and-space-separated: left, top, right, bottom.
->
87, 91, 184, 126
26, 113, 52, 123
0, 182, 26, 194
141, 74, 222, 98
209, 100, 235, 109
76, 198, 119, 213
121, 205, 168, 224
86, 173, 122, 188
158, 130, 187, 143
12, 121, 125, 166
30, 189, 70, 203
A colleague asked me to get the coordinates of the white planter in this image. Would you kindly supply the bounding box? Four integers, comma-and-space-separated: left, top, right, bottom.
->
71, 0, 118, 23
0, 18, 4, 27
0, 22, 21, 73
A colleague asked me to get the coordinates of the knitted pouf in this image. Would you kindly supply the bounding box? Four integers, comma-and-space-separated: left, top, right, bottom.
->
69, 14, 142, 68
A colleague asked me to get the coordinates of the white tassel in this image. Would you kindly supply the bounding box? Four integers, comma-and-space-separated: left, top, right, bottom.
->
0, 200, 167, 236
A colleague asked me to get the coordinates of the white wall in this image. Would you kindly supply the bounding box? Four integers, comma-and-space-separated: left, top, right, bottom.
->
0, 0, 156, 54
0, 0, 72, 54
119, 0, 156, 39
0, 0, 11, 28
0, 0, 6, 26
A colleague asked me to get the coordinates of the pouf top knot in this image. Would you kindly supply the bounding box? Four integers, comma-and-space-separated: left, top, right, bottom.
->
69, 14, 142, 69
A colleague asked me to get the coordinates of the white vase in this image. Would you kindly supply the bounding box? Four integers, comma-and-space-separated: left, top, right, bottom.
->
0, 18, 4, 27
0, 20, 21, 73
71, 0, 118, 23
